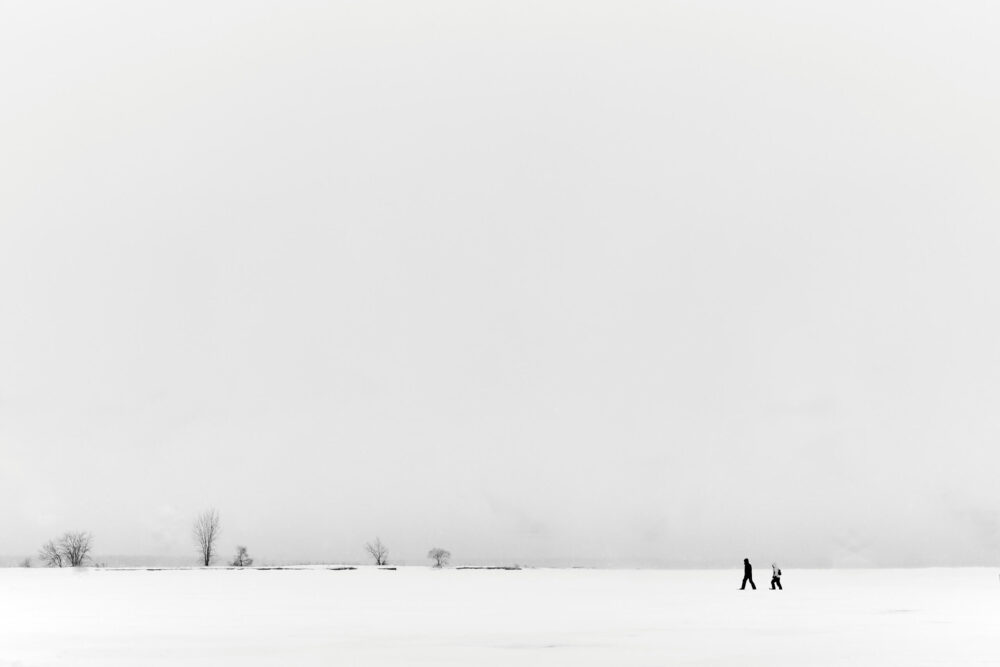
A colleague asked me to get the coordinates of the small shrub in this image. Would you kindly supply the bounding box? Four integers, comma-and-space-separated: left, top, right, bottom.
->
230, 545, 253, 567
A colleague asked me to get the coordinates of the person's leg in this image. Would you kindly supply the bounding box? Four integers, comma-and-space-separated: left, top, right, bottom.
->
770, 577, 776, 589
741, 575, 748, 589
776, 578, 782, 590
749, 577, 756, 589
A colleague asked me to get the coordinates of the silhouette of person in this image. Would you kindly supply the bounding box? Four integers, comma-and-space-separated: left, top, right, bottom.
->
741, 558, 756, 589
770, 563, 782, 590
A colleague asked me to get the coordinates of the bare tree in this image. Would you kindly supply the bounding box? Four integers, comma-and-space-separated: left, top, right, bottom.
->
19, 556, 32, 568
364, 537, 388, 566
230, 545, 253, 567
427, 548, 451, 568
39, 540, 63, 567
39, 533, 93, 567
59, 532, 93, 566
193, 508, 222, 566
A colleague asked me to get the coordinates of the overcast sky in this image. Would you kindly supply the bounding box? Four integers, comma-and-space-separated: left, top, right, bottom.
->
2, 1, 999, 567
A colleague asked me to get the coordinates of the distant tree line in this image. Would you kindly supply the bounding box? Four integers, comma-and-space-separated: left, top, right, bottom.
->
31, 513, 453, 569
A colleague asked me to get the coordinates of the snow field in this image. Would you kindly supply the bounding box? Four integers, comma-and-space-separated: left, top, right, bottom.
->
1, 567, 996, 666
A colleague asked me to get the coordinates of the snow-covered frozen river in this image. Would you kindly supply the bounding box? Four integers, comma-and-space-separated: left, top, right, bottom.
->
1, 566, 995, 665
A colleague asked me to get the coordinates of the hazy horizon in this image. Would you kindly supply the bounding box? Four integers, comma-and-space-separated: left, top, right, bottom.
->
2, 1, 1000, 569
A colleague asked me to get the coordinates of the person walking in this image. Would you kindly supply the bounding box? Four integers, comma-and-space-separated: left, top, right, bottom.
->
770, 563, 782, 590
741, 558, 756, 590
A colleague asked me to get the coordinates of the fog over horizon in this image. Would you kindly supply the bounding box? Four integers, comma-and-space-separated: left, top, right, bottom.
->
2, 1, 1000, 568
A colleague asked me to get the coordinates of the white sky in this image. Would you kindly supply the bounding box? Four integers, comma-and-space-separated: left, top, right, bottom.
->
1, 1, 999, 567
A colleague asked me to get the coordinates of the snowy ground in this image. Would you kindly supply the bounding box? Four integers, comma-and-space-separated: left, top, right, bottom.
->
1, 567, 996, 666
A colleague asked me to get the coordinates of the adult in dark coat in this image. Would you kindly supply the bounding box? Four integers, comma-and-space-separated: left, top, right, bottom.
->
740, 558, 756, 590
